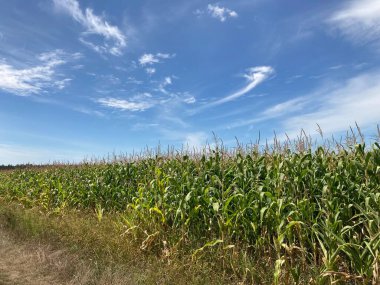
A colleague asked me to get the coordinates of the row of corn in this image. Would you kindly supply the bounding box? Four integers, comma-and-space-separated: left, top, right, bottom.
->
0, 143, 379, 284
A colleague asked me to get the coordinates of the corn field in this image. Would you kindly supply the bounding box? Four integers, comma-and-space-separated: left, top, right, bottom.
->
0, 137, 380, 284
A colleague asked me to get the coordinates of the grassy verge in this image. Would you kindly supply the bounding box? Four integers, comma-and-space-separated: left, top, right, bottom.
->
0, 200, 239, 284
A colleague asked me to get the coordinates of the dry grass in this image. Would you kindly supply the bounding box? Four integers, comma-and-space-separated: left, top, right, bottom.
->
0, 226, 141, 285
0, 201, 233, 285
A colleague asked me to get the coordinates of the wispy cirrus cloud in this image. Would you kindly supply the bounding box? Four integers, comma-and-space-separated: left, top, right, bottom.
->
183, 96, 196, 104
97, 94, 153, 112
158, 76, 173, 94
190, 66, 274, 114
215, 66, 274, 105
139, 53, 175, 65
329, 0, 380, 50
0, 50, 80, 96
225, 96, 309, 130
155, 76, 196, 105
53, 0, 126, 56
97, 74, 195, 114
227, 70, 380, 138
138, 53, 175, 75
280, 72, 380, 138
261, 97, 309, 118
54, 78, 72, 89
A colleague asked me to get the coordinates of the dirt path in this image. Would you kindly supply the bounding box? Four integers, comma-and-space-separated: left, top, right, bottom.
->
0, 227, 67, 285
0, 225, 139, 285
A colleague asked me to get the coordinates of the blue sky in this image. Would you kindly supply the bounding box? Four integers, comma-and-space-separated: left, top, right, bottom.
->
1, 0, 380, 164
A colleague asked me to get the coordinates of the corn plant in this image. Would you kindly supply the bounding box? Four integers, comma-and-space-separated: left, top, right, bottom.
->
0, 134, 379, 284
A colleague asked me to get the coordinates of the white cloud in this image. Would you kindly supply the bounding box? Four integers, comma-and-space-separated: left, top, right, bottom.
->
72, 64, 84, 70
0, 50, 77, 96
158, 76, 173, 94
329, 0, 380, 49
139, 53, 175, 75
207, 4, 238, 22
38, 49, 82, 63
145, 67, 156, 75
228, 70, 380, 138
329, 65, 344, 70
190, 66, 274, 115
154, 77, 196, 105
226, 96, 308, 130
97, 95, 153, 112
261, 97, 308, 118
126, 76, 143, 85
54, 78, 72, 89
194, 9, 204, 17
138, 53, 175, 66
184, 96, 196, 104
280, 72, 380, 137
156, 53, 173, 59
73, 107, 105, 117
139, 54, 159, 66
164, 76, 172, 85
53, 0, 126, 56
214, 66, 274, 105
131, 123, 160, 131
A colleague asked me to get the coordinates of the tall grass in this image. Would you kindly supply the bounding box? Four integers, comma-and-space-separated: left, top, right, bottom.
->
0, 128, 380, 284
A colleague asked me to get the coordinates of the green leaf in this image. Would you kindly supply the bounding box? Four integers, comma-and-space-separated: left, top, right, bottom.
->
185, 191, 192, 202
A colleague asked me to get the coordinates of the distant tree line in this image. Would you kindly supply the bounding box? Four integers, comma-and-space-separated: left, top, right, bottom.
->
0, 164, 36, 170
